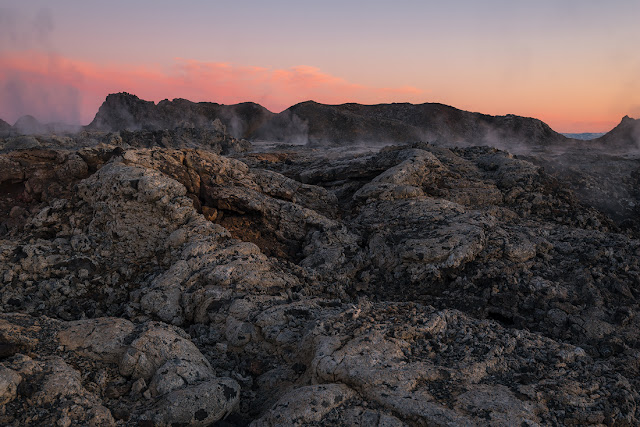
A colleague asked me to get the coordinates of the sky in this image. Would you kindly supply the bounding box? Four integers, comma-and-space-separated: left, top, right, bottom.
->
1, 1, 639, 132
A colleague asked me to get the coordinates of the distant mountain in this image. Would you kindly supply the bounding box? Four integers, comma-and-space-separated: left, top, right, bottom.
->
87, 92, 274, 139
562, 133, 606, 140
7, 115, 80, 135
13, 115, 47, 134
15, 92, 595, 151
252, 101, 568, 147
88, 94, 570, 149
0, 118, 11, 136
594, 116, 640, 148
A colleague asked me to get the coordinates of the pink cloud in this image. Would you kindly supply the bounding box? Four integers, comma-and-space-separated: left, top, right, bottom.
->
0, 51, 425, 125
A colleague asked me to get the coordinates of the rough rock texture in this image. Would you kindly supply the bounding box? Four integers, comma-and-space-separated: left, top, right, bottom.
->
522, 147, 640, 229
83, 93, 572, 148
87, 92, 273, 139
252, 101, 568, 147
0, 125, 250, 156
594, 115, 640, 150
1, 120, 639, 425
0, 314, 239, 425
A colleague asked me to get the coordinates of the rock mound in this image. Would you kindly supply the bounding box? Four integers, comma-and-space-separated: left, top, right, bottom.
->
253, 101, 567, 148
13, 115, 47, 135
87, 92, 273, 138
0, 118, 12, 136
595, 115, 640, 149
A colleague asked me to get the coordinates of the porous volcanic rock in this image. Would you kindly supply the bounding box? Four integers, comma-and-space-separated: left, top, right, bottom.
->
0, 130, 639, 425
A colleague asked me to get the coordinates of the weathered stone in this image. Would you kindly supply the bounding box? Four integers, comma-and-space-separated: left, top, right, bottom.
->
0, 366, 21, 405
147, 378, 240, 426
252, 383, 356, 426
1, 126, 640, 426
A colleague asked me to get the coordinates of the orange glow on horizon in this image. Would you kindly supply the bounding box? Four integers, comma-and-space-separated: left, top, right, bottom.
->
0, 50, 628, 133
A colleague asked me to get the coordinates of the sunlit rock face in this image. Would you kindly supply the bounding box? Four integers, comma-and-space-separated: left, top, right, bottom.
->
0, 95, 639, 425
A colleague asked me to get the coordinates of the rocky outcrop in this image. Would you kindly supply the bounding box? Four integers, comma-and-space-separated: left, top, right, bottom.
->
1, 136, 639, 425
84, 93, 572, 150
87, 92, 273, 139
594, 115, 640, 149
87, 93, 157, 132
252, 101, 568, 148
117, 126, 251, 153
0, 314, 239, 426
0, 127, 250, 158
522, 147, 640, 229
0, 119, 12, 136
13, 116, 47, 135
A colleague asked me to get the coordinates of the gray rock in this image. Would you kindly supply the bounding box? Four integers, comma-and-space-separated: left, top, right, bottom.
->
0, 366, 21, 405
251, 383, 356, 426
148, 377, 240, 426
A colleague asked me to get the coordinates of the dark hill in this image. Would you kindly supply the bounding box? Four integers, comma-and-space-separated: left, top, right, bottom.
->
8, 116, 80, 135
88, 94, 568, 149
87, 92, 274, 139
13, 115, 47, 135
253, 101, 568, 147
594, 115, 640, 149
0, 118, 12, 136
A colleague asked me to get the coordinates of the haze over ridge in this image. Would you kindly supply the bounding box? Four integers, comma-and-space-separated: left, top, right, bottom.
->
1, 1, 639, 133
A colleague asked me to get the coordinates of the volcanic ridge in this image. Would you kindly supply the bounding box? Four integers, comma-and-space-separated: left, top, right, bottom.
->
0, 93, 639, 426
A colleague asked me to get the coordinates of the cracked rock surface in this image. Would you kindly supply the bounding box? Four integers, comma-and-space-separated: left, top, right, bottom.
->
0, 138, 639, 425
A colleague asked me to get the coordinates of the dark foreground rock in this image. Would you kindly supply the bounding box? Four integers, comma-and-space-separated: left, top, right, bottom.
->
0, 140, 639, 425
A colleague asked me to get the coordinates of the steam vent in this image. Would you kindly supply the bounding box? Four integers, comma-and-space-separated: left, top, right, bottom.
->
1, 93, 640, 426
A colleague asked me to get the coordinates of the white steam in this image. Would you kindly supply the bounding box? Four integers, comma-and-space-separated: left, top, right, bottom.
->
0, 6, 83, 128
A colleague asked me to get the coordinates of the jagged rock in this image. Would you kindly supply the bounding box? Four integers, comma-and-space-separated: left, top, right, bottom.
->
58, 317, 217, 397
0, 313, 240, 426
251, 384, 357, 426
594, 115, 640, 149
31, 357, 116, 426
118, 127, 251, 154
0, 112, 639, 426
87, 92, 272, 139
310, 303, 637, 425
0, 366, 21, 405
0, 118, 12, 135
146, 378, 240, 426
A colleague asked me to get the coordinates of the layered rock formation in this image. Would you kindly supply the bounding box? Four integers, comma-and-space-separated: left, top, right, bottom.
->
1, 132, 639, 425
